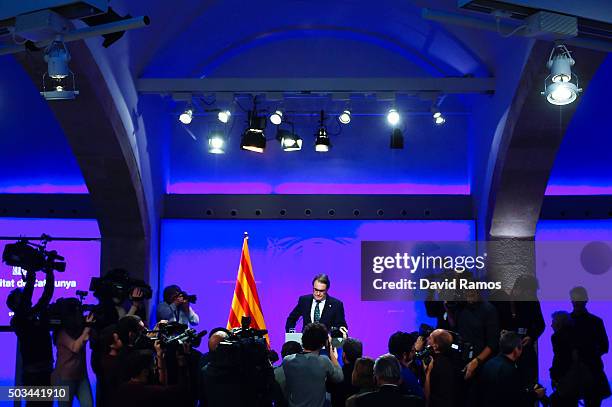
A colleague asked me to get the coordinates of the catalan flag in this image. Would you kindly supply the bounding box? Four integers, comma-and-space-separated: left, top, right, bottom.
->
227, 233, 269, 345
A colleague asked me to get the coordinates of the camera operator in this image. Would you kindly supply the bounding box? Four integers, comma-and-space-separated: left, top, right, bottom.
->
96, 324, 124, 407
201, 318, 274, 407
92, 269, 147, 329
156, 285, 199, 326
478, 331, 546, 407
7, 268, 55, 405
283, 322, 343, 407
422, 329, 462, 407
90, 269, 148, 404
388, 331, 424, 398
50, 298, 94, 407
115, 341, 191, 407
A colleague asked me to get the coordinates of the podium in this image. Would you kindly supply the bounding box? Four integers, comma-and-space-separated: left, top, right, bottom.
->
285, 332, 302, 344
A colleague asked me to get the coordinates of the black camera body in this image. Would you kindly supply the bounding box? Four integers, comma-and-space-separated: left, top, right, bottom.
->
2, 235, 66, 273
182, 292, 197, 304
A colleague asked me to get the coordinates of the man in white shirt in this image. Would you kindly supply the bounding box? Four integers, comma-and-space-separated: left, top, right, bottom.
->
156, 285, 199, 326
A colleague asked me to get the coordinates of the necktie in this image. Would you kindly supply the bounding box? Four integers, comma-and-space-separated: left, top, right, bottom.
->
314, 301, 321, 323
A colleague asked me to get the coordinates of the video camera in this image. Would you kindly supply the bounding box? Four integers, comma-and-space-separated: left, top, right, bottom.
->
134, 321, 207, 351
415, 323, 473, 366
90, 268, 152, 301
47, 297, 95, 330
2, 234, 66, 273
212, 316, 270, 368
207, 317, 275, 406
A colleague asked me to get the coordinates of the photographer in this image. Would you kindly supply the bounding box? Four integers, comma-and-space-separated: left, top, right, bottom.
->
423, 329, 462, 407
157, 285, 199, 326
478, 331, 546, 407
7, 268, 55, 405
388, 331, 424, 398
50, 298, 94, 407
283, 322, 343, 407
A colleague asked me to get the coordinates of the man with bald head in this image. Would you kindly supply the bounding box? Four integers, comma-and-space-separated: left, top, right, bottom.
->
199, 328, 230, 406
424, 329, 462, 407
207, 329, 229, 353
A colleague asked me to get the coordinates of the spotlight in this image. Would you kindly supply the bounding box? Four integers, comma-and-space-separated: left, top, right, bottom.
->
44, 36, 71, 79
315, 110, 331, 152
387, 109, 400, 126
277, 129, 302, 152
208, 132, 226, 154
269, 110, 283, 125
179, 107, 193, 124
542, 44, 582, 106
240, 111, 267, 153
40, 36, 79, 100
432, 109, 446, 125
218, 110, 231, 123
338, 110, 351, 124
390, 128, 404, 149
315, 127, 331, 152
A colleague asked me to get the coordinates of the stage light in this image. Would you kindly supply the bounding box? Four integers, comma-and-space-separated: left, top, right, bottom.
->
338, 110, 351, 124
208, 132, 226, 154
387, 109, 400, 126
269, 110, 283, 125
179, 107, 193, 124
44, 36, 71, 79
218, 110, 231, 123
40, 36, 79, 100
542, 44, 581, 106
240, 112, 267, 153
432, 109, 446, 125
277, 129, 302, 152
390, 128, 404, 149
315, 127, 331, 152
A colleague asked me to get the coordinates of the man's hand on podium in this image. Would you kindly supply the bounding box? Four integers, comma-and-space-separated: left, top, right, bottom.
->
339, 326, 348, 339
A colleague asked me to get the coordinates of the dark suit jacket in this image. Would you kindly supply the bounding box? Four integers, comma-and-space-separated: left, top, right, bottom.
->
354, 385, 425, 407
285, 295, 347, 332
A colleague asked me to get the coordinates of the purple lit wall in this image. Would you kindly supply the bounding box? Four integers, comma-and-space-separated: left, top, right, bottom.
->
536, 220, 612, 406
0, 218, 100, 388
160, 219, 474, 358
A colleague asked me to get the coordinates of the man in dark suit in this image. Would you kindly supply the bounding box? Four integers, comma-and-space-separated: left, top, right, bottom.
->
353, 354, 424, 407
285, 274, 348, 332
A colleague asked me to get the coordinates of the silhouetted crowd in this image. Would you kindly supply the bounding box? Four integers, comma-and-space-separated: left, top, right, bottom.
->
7, 268, 610, 407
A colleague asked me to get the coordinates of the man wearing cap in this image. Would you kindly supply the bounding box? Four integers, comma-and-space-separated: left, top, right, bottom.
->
156, 285, 200, 326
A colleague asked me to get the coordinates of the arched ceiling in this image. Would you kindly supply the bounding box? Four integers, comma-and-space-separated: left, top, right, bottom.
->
0, 0, 611, 197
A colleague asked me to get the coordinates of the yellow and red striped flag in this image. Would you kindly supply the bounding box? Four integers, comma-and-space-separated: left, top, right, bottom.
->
227, 233, 269, 346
